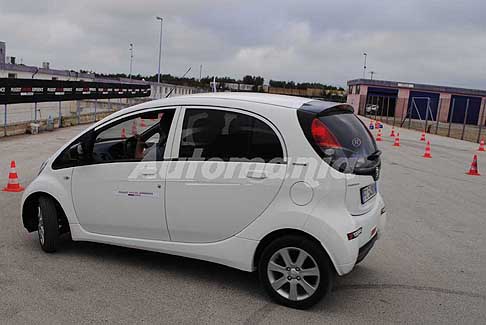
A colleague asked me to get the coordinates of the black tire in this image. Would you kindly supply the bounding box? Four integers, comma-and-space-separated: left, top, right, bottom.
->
258, 235, 334, 309
37, 196, 60, 253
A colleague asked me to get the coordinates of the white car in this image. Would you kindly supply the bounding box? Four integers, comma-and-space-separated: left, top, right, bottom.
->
21, 93, 386, 309
366, 104, 379, 113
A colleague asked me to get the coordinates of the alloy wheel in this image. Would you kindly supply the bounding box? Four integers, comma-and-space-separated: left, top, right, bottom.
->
267, 247, 320, 301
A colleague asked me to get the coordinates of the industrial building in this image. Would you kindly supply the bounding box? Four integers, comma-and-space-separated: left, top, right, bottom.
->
347, 79, 486, 126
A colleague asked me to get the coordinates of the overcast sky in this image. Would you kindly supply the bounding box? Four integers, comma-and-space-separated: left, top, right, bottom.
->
1, 0, 485, 88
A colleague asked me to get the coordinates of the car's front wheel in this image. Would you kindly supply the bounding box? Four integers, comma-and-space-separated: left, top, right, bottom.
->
37, 196, 60, 253
258, 235, 333, 309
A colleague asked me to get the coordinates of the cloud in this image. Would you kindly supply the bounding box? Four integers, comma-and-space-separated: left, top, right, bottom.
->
0, 0, 485, 88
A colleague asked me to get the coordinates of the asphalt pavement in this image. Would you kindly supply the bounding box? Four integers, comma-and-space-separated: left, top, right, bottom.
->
0, 121, 485, 324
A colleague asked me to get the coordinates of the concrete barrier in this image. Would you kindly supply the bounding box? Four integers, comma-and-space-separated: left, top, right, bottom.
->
1, 111, 113, 137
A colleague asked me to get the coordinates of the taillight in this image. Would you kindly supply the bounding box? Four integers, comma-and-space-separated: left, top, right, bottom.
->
311, 118, 342, 149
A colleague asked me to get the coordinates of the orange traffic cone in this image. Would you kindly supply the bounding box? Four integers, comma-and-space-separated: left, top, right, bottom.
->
2, 160, 24, 192
376, 129, 382, 142
140, 118, 147, 128
390, 127, 396, 137
420, 131, 426, 141
131, 120, 138, 136
466, 155, 480, 176
393, 133, 400, 147
423, 141, 432, 158
478, 137, 485, 152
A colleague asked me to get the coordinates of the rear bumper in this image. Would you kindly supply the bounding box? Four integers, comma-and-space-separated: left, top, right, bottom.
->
333, 195, 386, 275
352, 194, 386, 248
303, 193, 386, 276
356, 233, 378, 264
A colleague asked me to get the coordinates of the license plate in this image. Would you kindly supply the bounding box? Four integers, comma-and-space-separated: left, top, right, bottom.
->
360, 183, 377, 204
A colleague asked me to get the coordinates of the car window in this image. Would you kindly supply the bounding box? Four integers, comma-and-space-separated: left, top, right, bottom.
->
92, 110, 175, 163
179, 108, 283, 163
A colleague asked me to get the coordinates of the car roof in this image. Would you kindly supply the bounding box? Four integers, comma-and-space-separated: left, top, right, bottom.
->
146, 92, 315, 109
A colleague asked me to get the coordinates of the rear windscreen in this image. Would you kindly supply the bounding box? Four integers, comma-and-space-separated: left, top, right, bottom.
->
319, 113, 377, 160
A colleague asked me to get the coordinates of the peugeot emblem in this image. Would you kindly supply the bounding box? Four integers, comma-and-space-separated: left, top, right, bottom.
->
352, 137, 362, 148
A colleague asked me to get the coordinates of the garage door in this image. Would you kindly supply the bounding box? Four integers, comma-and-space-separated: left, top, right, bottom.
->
448, 95, 482, 125
408, 91, 440, 121
366, 87, 398, 117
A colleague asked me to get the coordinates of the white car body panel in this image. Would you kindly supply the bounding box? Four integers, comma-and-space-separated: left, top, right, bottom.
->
71, 161, 170, 241
165, 160, 286, 243
69, 224, 258, 271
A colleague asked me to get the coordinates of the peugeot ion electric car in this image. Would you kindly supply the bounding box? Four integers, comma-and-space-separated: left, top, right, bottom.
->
22, 93, 386, 309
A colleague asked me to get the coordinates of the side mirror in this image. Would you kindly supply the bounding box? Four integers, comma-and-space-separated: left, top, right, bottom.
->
76, 130, 95, 163
76, 143, 84, 156
68, 142, 87, 164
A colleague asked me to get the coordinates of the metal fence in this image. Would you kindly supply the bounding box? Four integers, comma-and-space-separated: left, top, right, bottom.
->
363, 95, 486, 143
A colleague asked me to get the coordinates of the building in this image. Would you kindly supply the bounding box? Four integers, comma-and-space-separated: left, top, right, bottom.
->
209, 81, 255, 92
264, 86, 345, 99
347, 79, 486, 126
0, 41, 5, 65
149, 82, 203, 100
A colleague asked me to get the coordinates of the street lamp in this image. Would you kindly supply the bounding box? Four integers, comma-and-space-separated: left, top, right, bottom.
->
363, 53, 367, 79
129, 43, 134, 80
156, 16, 163, 86
369, 71, 376, 80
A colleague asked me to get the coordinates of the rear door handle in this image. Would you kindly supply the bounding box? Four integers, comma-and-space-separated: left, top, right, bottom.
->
246, 170, 267, 180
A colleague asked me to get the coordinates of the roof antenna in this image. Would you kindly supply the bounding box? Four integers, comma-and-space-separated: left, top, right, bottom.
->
165, 67, 192, 98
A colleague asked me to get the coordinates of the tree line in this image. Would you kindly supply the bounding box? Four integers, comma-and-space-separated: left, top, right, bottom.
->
80, 70, 343, 92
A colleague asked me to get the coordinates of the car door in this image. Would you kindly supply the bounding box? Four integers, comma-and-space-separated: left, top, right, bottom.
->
71, 107, 179, 240
165, 106, 287, 243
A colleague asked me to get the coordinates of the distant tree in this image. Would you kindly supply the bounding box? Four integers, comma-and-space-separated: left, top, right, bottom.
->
83, 69, 341, 94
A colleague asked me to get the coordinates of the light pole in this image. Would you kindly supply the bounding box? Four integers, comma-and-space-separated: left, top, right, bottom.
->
156, 16, 163, 86
363, 52, 367, 79
129, 43, 134, 80
370, 71, 376, 80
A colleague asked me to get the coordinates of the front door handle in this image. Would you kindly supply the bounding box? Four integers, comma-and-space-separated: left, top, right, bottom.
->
142, 172, 156, 176
141, 168, 157, 178
246, 170, 267, 180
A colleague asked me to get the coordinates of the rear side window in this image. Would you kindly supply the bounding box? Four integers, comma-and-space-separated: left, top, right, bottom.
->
179, 108, 283, 162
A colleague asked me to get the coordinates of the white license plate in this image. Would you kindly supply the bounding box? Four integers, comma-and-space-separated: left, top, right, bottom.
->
360, 183, 377, 204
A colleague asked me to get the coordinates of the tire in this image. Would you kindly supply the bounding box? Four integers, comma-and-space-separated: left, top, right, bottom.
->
258, 235, 334, 309
37, 196, 60, 253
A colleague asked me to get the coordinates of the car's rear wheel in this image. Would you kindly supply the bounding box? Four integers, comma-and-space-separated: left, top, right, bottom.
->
258, 235, 333, 309
37, 196, 60, 253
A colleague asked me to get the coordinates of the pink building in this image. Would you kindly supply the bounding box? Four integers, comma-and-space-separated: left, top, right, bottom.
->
347, 79, 486, 127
